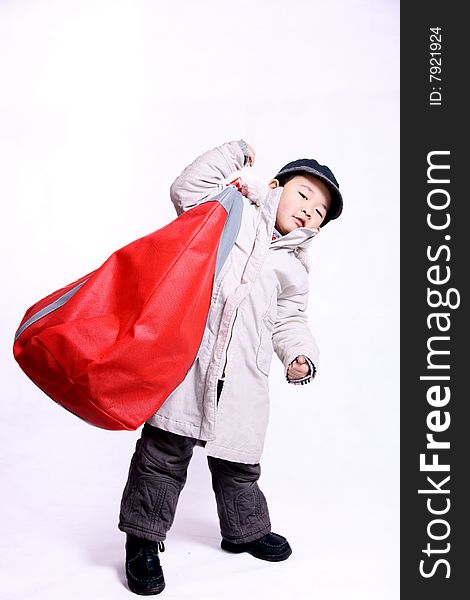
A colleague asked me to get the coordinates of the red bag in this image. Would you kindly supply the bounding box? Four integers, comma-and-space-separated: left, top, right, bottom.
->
13, 187, 243, 430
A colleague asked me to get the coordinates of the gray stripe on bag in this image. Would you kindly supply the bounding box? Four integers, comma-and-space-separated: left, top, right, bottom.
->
214, 186, 243, 279
15, 189, 242, 343
14, 279, 89, 342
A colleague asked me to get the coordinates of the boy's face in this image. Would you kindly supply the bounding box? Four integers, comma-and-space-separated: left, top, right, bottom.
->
270, 174, 332, 235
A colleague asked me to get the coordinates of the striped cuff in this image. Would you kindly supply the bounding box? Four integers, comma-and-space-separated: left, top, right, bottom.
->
286, 356, 316, 385
237, 139, 250, 166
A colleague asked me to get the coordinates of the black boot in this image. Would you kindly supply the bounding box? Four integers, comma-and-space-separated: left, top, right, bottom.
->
125, 534, 166, 595
221, 532, 292, 562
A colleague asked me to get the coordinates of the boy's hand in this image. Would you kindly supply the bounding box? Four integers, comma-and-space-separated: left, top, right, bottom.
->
246, 143, 256, 167
287, 355, 310, 380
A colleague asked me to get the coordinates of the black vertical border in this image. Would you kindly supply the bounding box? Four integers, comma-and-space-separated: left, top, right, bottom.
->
401, 3, 467, 598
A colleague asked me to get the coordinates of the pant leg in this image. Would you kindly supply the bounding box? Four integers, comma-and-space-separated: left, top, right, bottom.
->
119, 423, 197, 543
207, 456, 272, 544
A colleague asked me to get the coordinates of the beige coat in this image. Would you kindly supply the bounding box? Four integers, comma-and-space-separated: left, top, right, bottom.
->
147, 141, 319, 463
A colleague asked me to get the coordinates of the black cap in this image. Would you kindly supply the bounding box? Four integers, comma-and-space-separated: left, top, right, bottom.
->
274, 158, 343, 226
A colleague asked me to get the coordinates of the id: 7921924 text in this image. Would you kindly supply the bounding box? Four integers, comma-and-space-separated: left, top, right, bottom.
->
429, 26, 442, 107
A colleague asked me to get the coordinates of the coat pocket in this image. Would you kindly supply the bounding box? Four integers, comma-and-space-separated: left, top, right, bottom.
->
255, 315, 275, 376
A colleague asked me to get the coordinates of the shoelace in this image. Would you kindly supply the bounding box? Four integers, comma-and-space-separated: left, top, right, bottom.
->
138, 539, 165, 555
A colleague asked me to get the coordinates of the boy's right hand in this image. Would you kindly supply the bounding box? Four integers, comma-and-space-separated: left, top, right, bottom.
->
246, 143, 256, 167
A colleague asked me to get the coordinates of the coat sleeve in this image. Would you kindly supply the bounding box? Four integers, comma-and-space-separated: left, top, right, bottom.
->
272, 280, 320, 384
169, 140, 249, 215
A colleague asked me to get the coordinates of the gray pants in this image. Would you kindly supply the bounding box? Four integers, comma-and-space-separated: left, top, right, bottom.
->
118, 423, 271, 545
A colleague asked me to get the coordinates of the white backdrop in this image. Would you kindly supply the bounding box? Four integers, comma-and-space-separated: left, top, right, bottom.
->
0, 1, 399, 599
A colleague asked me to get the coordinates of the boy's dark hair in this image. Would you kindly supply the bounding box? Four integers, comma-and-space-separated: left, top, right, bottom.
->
274, 159, 343, 227
276, 172, 299, 187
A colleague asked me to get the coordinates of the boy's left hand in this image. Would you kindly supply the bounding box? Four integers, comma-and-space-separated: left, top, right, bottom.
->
287, 355, 310, 380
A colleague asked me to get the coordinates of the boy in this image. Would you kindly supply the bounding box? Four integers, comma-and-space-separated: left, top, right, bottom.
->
118, 140, 343, 595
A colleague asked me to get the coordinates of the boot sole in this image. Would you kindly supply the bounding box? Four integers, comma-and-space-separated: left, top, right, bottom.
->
221, 539, 292, 562
126, 567, 165, 595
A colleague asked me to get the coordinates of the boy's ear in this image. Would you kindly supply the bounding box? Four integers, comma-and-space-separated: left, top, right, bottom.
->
268, 178, 280, 189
